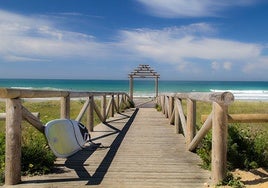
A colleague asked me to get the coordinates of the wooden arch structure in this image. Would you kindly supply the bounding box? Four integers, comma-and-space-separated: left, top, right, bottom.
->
128, 64, 160, 99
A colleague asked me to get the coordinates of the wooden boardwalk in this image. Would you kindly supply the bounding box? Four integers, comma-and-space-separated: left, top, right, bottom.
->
9, 100, 210, 187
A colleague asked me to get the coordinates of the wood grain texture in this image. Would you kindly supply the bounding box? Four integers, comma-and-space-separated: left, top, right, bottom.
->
15, 104, 210, 187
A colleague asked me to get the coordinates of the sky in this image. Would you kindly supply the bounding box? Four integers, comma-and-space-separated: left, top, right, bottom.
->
0, 0, 268, 81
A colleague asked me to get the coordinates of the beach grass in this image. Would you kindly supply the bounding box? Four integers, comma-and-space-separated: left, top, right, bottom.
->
195, 100, 268, 132
0, 99, 102, 130
192, 100, 268, 171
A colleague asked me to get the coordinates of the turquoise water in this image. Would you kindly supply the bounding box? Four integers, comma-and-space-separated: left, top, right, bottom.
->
0, 79, 268, 100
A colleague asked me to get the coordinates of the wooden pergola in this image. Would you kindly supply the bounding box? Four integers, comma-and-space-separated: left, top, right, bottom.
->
128, 64, 160, 99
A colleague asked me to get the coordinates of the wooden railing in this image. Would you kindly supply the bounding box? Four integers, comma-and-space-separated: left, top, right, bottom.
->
156, 92, 234, 184
0, 88, 134, 185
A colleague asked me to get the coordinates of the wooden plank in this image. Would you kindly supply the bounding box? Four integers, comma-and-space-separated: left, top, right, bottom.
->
19, 107, 210, 187
186, 99, 196, 147
174, 92, 234, 105
188, 113, 212, 151
21, 106, 44, 133
202, 113, 268, 123
75, 97, 90, 122
98, 108, 210, 187
0, 112, 39, 120
175, 98, 187, 135
0, 88, 128, 99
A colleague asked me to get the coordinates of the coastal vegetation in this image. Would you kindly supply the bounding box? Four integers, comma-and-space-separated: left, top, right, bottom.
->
194, 101, 268, 170
0, 99, 102, 184
195, 101, 268, 187
0, 99, 267, 185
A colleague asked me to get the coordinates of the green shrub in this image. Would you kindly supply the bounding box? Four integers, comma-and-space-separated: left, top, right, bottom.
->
196, 131, 212, 170
21, 128, 56, 176
0, 125, 56, 184
228, 125, 268, 170
217, 172, 245, 188
197, 124, 268, 171
0, 99, 110, 184
119, 99, 135, 110
128, 99, 135, 108
155, 104, 162, 111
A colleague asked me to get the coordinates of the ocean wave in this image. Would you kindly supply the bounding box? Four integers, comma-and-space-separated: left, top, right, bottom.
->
11, 86, 64, 91
7, 87, 268, 101
133, 93, 155, 98
11, 86, 35, 90
210, 89, 268, 101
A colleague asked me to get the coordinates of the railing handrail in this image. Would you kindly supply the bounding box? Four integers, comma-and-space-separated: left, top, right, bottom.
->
161, 91, 234, 104
1, 87, 133, 185
156, 91, 234, 185
0, 87, 128, 99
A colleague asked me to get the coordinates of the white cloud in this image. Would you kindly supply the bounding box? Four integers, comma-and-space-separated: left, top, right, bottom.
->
3, 55, 50, 63
136, 0, 259, 18
0, 9, 266, 80
211, 61, 232, 72
223, 62, 232, 70
243, 57, 268, 73
119, 26, 262, 63
0, 10, 110, 63
211, 61, 220, 71
118, 24, 267, 80
176, 61, 188, 71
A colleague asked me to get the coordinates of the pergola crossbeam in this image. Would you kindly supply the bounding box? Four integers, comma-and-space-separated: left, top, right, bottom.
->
128, 64, 160, 99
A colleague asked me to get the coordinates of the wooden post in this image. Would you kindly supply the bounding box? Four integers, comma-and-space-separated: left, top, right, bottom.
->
87, 96, 94, 132
129, 76, 133, 100
111, 95, 115, 117
186, 99, 196, 147
212, 102, 228, 184
174, 105, 181, 134
161, 95, 165, 114
169, 96, 174, 119
176, 99, 187, 135
61, 95, 70, 119
116, 94, 120, 112
5, 98, 22, 185
165, 96, 169, 118
155, 77, 159, 98
102, 95, 107, 122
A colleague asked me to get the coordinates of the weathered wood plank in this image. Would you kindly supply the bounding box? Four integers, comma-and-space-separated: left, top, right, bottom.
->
201, 113, 268, 123
18, 107, 210, 188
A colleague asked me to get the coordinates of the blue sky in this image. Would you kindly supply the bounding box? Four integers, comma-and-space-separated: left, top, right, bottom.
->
0, 0, 268, 81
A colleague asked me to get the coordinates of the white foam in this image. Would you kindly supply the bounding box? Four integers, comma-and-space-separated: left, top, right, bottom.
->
210, 89, 268, 101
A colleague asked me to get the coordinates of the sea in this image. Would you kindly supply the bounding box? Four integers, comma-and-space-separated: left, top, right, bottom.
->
0, 79, 268, 101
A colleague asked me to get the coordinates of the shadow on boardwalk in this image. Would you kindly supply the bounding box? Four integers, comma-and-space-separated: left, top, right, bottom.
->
17, 103, 210, 187
18, 109, 139, 187
66, 109, 139, 185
